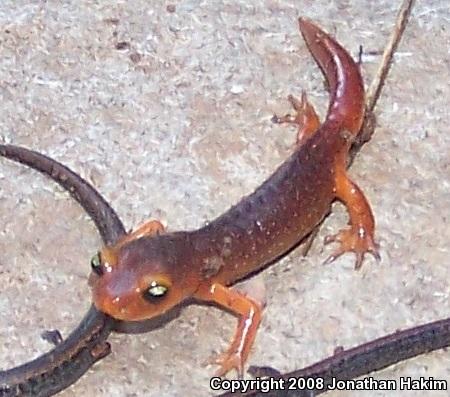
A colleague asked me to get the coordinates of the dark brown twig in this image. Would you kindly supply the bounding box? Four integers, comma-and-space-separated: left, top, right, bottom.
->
0, 145, 125, 397
219, 318, 450, 396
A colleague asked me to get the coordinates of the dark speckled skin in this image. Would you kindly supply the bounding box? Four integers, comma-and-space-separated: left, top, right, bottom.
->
192, 126, 339, 285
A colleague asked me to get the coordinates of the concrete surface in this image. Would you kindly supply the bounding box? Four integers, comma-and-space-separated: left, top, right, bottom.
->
0, 1, 449, 396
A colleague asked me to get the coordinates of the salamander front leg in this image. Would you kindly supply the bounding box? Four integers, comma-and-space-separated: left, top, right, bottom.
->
117, 219, 165, 246
195, 283, 262, 378
325, 158, 380, 269
272, 91, 320, 146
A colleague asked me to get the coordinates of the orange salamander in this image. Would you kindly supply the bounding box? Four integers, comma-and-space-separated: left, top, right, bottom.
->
89, 18, 380, 377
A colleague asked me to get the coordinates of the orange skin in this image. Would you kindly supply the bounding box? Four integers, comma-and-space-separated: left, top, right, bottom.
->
90, 18, 379, 377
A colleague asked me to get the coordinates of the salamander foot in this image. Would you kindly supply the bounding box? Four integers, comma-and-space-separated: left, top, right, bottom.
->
324, 227, 380, 269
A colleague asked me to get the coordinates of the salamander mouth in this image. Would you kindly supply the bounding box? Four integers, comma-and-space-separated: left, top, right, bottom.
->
92, 290, 125, 319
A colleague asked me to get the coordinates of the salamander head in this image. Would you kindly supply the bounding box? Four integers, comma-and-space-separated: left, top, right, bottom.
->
89, 235, 191, 321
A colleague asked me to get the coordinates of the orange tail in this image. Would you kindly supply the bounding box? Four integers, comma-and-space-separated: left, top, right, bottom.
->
299, 18, 365, 135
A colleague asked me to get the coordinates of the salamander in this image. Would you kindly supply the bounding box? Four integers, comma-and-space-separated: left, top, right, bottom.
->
89, 18, 380, 377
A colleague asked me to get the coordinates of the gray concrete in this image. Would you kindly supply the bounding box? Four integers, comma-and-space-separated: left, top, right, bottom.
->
0, 1, 449, 396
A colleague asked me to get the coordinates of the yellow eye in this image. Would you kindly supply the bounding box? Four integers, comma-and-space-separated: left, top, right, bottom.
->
143, 280, 169, 301
90, 253, 103, 276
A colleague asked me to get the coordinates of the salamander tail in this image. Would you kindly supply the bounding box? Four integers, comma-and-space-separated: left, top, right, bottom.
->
298, 18, 365, 135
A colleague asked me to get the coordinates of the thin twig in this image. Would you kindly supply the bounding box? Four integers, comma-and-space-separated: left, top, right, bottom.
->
366, 0, 416, 113
352, 0, 416, 155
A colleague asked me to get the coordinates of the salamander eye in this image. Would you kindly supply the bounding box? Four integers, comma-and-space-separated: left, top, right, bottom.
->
90, 253, 103, 276
143, 280, 169, 301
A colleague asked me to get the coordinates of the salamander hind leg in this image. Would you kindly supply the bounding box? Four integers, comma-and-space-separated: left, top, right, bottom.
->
195, 283, 262, 378
272, 91, 320, 146
324, 158, 380, 269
